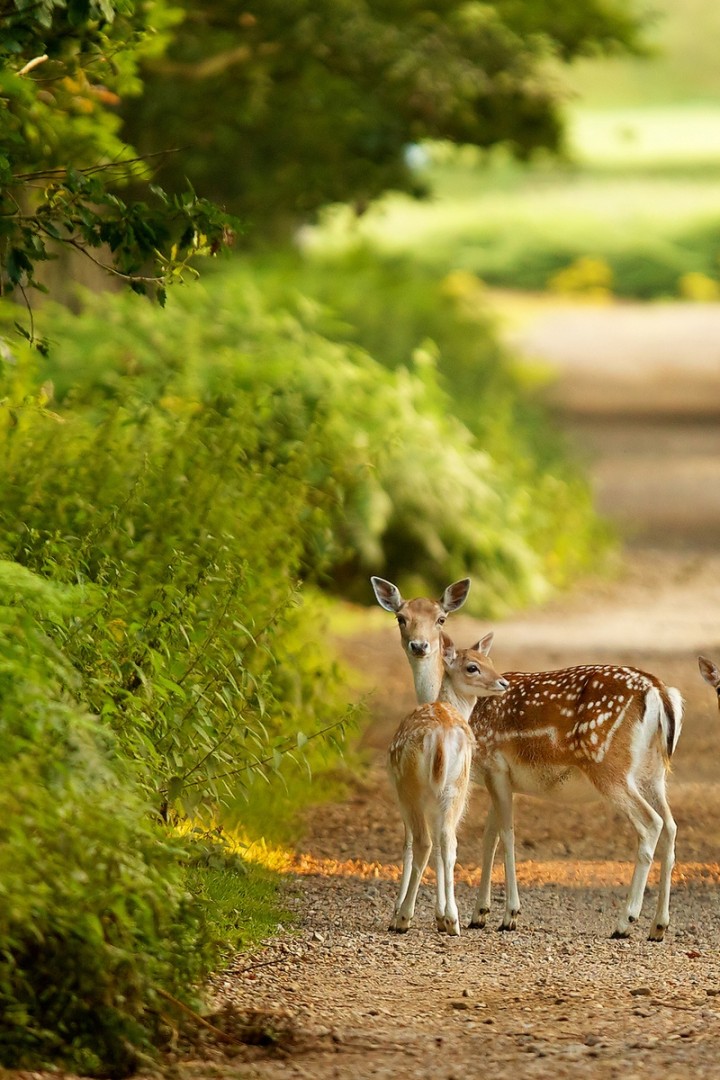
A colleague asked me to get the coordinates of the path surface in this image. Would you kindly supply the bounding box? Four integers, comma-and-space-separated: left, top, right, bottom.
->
183, 301, 720, 1080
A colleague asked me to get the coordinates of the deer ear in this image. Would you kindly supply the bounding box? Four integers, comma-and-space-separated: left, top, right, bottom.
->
371, 576, 404, 613
472, 631, 494, 656
441, 578, 471, 613
440, 632, 457, 665
699, 655, 720, 689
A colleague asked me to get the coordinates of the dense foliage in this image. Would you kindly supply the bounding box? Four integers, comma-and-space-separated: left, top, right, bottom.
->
0, 0, 235, 320
123, 0, 644, 235
15, 258, 602, 611
0, 562, 213, 1074
0, 304, 356, 1071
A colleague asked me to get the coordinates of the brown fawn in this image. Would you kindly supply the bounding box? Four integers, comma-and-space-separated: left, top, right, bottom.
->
699, 655, 720, 707
388, 633, 508, 935
371, 575, 471, 704
373, 576, 684, 941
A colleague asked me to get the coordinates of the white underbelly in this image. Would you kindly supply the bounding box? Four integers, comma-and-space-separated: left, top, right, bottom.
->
505, 762, 599, 803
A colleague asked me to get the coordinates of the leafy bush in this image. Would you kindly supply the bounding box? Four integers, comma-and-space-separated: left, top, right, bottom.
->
0, 562, 211, 1075
548, 255, 614, 298
678, 270, 720, 300
13, 260, 603, 613
0, 353, 351, 820
0, 329, 354, 1071
218, 251, 606, 600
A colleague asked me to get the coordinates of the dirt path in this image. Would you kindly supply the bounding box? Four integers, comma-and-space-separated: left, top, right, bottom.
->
185, 302, 720, 1080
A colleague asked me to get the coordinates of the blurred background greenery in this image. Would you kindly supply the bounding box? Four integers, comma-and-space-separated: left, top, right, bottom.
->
1, 0, 718, 1071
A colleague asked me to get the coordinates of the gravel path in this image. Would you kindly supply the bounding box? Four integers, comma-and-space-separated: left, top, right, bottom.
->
178, 301, 720, 1080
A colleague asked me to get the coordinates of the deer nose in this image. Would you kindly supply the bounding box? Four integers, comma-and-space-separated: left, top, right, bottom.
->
409, 640, 430, 657
497, 678, 510, 691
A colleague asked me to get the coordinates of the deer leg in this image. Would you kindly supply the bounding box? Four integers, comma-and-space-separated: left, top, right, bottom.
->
433, 814, 448, 933
439, 818, 461, 936
484, 774, 520, 931
643, 775, 677, 943
611, 781, 663, 940
392, 820, 432, 933
390, 822, 415, 931
469, 801, 500, 928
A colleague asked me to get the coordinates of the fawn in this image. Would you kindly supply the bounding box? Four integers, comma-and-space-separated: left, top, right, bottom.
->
388, 633, 508, 935
373, 576, 684, 941
371, 575, 471, 704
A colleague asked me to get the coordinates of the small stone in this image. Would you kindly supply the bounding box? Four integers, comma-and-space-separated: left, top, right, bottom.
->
451, 1000, 471, 1010
584, 1034, 601, 1046
629, 987, 652, 997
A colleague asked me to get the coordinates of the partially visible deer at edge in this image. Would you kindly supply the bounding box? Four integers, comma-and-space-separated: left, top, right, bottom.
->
388, 633, 508, 935
372, 576, 684, 942
699, 655, 720, 708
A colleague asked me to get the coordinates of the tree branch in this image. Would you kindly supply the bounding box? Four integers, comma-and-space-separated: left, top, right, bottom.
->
151, 44, 253, 80
17, 54, 48, 76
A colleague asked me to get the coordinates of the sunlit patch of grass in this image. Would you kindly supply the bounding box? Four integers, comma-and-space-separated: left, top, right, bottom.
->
187, 861, 289, 955
568, 105, 720, 168
310, 107, 720, 301
178, 826, 293, 956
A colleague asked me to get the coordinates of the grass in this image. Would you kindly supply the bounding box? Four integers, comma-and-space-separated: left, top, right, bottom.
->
307, 103, 720, 300
187, 860, 290, 958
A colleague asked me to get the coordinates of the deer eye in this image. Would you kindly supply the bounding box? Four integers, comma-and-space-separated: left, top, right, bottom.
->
437, 615, 446, 626
397, 615, 406, 628
466, 663, 479, 674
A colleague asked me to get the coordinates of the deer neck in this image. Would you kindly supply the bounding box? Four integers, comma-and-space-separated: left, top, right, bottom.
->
437, 677, 475, 722
408, 650, 444, 705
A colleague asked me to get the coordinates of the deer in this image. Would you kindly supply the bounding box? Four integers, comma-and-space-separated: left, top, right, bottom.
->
699, 655, 720, 706
371, 575, 471, 704
388, 633, 509, 935
372, 576, 684, 942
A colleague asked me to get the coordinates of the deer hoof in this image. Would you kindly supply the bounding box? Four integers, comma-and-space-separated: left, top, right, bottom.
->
647, 924, 667, 943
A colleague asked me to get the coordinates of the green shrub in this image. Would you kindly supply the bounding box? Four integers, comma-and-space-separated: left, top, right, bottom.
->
217, 251, 605, 600
0, 331, 354, 1071
678, 270, 720, 300
548, 255, 614, 298
10, 262, 603, 613
0, 562, 211, 1075
0, 356, 351, 820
